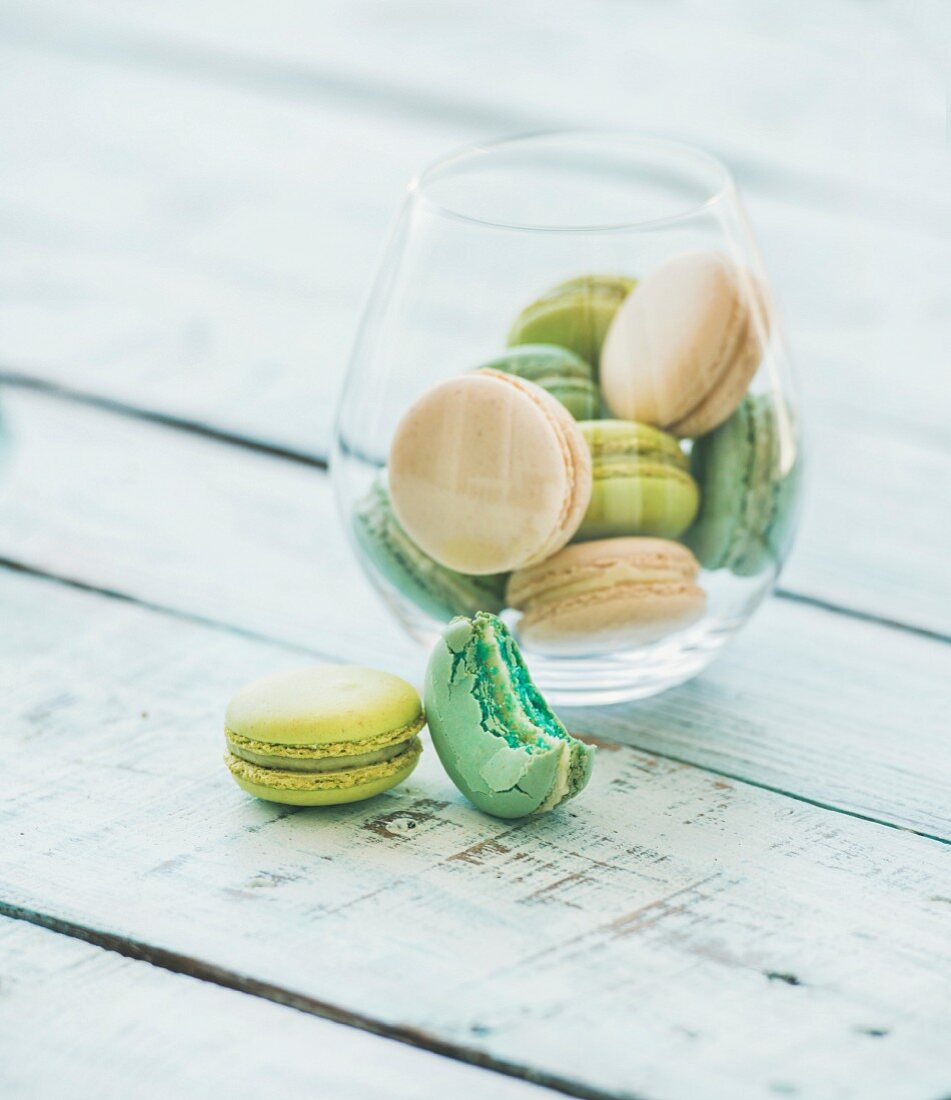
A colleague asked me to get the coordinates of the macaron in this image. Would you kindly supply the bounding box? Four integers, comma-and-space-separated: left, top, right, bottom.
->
424, 612, 595, 818
507, 537, 706, 655
600, 251, 767, 438
388, 369, 592, 575
353, 477, 507, 621
686, 394, 801, 576
508, 274, 636, 374
577, 419, 699, 540
484, 344, 599, 420
224, 666, 424, 805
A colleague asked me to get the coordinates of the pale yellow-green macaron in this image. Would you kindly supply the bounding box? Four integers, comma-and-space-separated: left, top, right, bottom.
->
224, 666, 424, 806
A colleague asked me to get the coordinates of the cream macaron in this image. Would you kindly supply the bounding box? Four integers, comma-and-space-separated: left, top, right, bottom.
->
388, 369, 592, 575
506, 537, 705, 655
600, 251, 767, 438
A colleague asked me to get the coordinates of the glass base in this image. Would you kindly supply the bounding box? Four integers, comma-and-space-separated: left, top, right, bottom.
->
384, 580, 745, 706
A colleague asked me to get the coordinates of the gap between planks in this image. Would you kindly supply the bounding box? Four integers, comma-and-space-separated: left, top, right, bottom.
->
0, 902, 624, 1100
1, 375, 947, 648
2, 557, 947, 847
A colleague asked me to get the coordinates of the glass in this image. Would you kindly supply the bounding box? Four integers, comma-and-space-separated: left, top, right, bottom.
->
332, 132, 802, 705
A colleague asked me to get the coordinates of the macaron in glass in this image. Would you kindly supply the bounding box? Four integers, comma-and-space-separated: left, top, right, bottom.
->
508, 274, 636, 375
600, 251, 767, 438
483, 344, 599, 420
388, 369, 592, 575
424, 612, 595, 818
686, 394, 801, 576
577, 419, 699, 540
224, 666, 424, 805
507, 537, 705, 655
353, 477, 507, 620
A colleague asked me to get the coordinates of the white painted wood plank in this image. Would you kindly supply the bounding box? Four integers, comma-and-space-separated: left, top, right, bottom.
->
0, 380, 946, 651
0, 38, 947, 453
0, 917, 551, 1100
2, 0, 946, 214
0, 393, 948, 837
1, 569, 949, 1100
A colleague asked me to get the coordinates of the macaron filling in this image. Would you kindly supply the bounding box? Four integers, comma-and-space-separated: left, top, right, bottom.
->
225, 737, 423, 793
454, 613, 594, 805
227, 738, 417, 774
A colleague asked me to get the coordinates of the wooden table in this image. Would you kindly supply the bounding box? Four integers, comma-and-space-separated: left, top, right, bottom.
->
1, 3, 949, 1097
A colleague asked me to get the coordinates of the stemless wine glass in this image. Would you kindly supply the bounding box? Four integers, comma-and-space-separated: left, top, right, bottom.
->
332, 132, 802, 705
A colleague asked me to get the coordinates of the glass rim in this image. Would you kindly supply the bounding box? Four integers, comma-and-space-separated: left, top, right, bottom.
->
408, 129, 735, 233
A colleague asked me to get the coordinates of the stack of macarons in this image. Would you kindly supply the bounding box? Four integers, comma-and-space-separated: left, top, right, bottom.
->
353, 249, 800, 656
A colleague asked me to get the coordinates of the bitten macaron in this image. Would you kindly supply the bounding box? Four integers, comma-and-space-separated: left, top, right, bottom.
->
600, 251, 766, 437
577, 419, 698, 540
508, 274, 636, 373
224, 666, 424, 805
353, 477, 507, 620
388, 369, 592, 575
507, 537, 705, 655
686, 394, 800, 576
425, 612, 595, 818
485, 344, 599, 420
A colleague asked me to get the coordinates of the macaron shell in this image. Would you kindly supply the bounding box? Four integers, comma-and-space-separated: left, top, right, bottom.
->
225, 740, 422, 806
683, 401, 751, 569
425, 638, 562, 819
507, 537, 705, 655
600, 251, 755, 435
578, 463, 700, 540
686, 394, 799, 576
538, 377, 600, 420
507, 274, 636, 371
482, 343, 594, 382
225, 665, 423, 747
577, 419, 698, 540
730, 395, 781, 575
668, 309, 762, 438
517, 582, 706, 655
388, 370, 591, 574
353, 479, 507, 620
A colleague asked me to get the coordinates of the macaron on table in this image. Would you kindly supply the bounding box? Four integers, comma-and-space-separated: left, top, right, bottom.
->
224, 666, 424, 805
333, 139, 802, 703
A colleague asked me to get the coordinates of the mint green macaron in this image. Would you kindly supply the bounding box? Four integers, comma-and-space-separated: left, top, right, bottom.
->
224, 666, 424, 806
354, 477, 507, 621
424, 613, 595, 819
576, 419, 699, 541
686, 395, 801, 575
482, 344, 599, 420
508, 274, 636, 375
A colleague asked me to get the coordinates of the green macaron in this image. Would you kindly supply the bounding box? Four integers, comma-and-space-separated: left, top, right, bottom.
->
424, 612, 595, 819
686, 394, 801, 575
508, 274, 636, 375
576, 419, 699, 541
224, 666, 424, 806
354, 478, 507, 621
482, 344, 599, 420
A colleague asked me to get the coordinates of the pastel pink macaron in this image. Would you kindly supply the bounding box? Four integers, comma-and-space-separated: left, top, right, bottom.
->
388, 369, 592, 575
600, 250, 768, 438
506, 537, 706, 655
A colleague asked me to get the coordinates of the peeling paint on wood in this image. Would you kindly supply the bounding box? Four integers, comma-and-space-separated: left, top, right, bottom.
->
1, 571, 949, 1099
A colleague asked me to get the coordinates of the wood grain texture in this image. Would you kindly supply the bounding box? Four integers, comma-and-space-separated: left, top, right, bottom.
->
2, 0, 947, 213
0, 917, 553, 1100
2, 568, 950, 1100
0, 390, 948, 837
0, 389, 947, 657
0, 25, 947, 452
